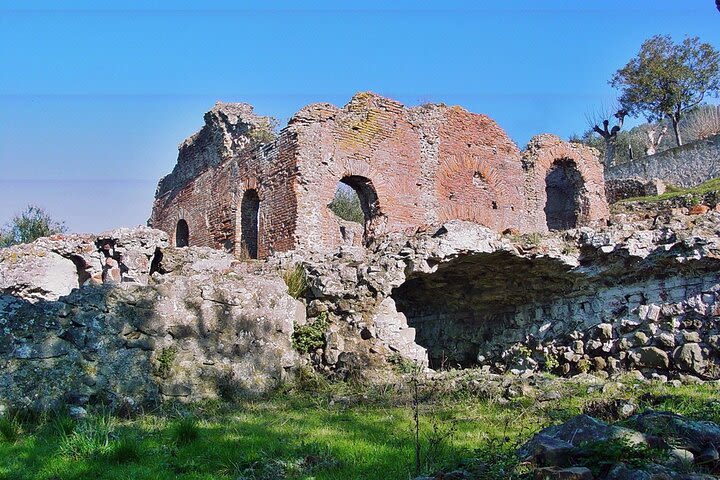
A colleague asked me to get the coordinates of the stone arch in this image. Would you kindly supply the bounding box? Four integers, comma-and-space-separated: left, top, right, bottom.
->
175, 219, 189, 247
335, 175, 383, 245
544, 159, 585, 230
522, 135, 609, 231
239, 189, 260, 259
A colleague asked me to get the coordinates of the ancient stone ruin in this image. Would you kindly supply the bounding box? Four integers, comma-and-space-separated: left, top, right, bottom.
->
3, 94, 720, 414
149, 93, 609, 258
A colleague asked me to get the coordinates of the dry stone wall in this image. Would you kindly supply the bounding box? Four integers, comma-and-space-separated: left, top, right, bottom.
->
3, 205, 720, 412
0, 229, 303, 411
606, 133, 720, 201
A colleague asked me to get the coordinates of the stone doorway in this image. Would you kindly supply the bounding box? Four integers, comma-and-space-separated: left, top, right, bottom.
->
175, 219, 189, 247
544, 159, 584, 230
239, 189, 260, 259
336, 175, 382, 245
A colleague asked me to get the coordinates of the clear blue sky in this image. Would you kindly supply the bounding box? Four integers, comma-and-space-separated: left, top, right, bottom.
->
1, 0, 719, 233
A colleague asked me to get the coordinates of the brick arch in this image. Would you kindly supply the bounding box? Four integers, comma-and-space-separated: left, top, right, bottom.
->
522, 135, 609, 231
324, 158, 389, 240
175, 219, 189, 247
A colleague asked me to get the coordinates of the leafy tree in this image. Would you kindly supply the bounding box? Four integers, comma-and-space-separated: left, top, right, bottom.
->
328, 186, 364, 224
610, 35, 720, 146
0, 205, 67, 247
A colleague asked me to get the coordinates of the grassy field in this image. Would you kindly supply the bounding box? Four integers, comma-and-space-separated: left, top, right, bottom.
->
1, 374, 719, 480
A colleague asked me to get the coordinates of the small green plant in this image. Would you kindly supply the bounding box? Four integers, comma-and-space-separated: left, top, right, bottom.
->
282, 264, 308, 299
388, 353, 420, 375
543, 352, 560, 372
51, 413, 76, 437
156, 346, 177, 378
248, 116, 279, 146
107, 436, 142, 464
521, 232, 542, 246
0, 417, 20, 443
517, 344, 532, 358
467, 437, 528, 480
577, 437, 667, 476
172, 416, 200, 445
577, 358, 591, 374
292, 312, 329, 354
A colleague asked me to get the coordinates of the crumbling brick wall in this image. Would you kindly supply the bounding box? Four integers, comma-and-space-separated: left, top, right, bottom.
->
149, 93, 609, 259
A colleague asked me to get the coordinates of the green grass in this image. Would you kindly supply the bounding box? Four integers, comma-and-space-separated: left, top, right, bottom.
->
0, 376, 717, 480
620, 176, 720, 203
281, 264, 308, 299
172, 416, 200, 445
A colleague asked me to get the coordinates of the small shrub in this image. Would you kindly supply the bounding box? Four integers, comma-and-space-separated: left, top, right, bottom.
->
577, 358, 591, 374
521, 232, 542, 246
248, 117, 279, 146
107, 436, 142, 464
543, 353, 560, 372
388, 353, 421, 375
292, 312, 329, 354
156, 346, 177, 378
282, 264, 308, 299
577, 437, 667, 476
0, 417, 19, 443
172, 416, 199, 445
517, 345, 532, 358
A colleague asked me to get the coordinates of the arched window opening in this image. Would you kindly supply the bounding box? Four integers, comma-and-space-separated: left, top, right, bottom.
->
240, 189, 260, 259
544, 159, 584, 231
327, 175, 382, 245
175, 219, 189, 247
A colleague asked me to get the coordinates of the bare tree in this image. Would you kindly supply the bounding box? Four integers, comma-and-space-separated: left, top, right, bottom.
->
588, 106, 628, 167
643, 124, 668, 155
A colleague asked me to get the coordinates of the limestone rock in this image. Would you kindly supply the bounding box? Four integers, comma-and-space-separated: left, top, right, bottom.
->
628, 347, 669, 369
673, 343, 707, 374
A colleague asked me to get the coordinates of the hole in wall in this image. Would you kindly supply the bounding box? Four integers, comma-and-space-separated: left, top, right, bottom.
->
544, 159, 584, 231
328, 175, 382, 246
239, 189, 260, 259
391, 252, 580, 369
175, 219, 189, 247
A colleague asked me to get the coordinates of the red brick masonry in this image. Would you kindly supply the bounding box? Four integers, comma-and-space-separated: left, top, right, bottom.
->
149, 93, 608, 258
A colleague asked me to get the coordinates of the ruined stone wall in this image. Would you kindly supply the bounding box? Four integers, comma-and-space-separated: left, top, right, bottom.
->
150, 93, 610, 258
522, 135, 609, 231
606, 133, 720, 190
149, 105, 299, 258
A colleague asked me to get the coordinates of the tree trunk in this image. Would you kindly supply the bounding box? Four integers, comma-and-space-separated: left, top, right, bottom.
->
672, 120, 683, 147
605, 138, 617, 167
670, 113, 683, 147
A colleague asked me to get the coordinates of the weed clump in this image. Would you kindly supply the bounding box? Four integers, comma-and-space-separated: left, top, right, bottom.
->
0, 417, 19, 444
292, 312, 329, 354
107, 436, 142, 464
155, 346, 177, 378
282, 264, 308, 299
172, 416, 200, 445
59, 411, 114, 458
